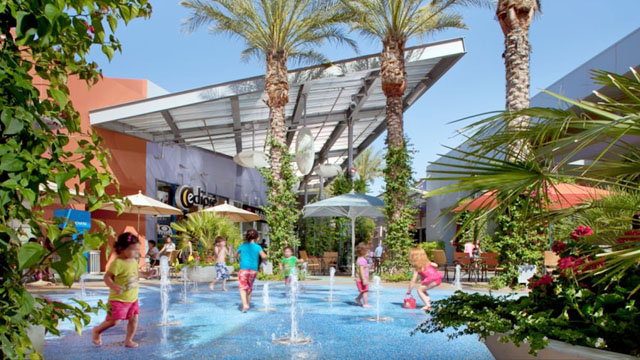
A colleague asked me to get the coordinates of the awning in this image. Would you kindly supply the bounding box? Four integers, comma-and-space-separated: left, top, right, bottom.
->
90, 38, 466, 188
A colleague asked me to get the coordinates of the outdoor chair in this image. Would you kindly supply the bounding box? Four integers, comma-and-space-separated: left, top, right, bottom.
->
481, 252, 503, 281
544, 251, 560, 274
322, 252, 338, 274
299, 250, 321, 275
431, 249, 449, 281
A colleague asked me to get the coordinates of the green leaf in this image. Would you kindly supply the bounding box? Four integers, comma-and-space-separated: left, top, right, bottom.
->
107, 15, 118, 32
101, 45, 115, 61
72, 317, 83, 335
0, 154, 24, 172
44, 4, 61, 22
49, 88, 68, 108
1, 110, 23, 135
15, 11, 38, 44
18, 242, 45, 270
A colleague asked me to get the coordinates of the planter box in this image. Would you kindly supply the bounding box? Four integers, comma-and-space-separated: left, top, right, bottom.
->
186, 265, 234, 282
485, 334, 636, 360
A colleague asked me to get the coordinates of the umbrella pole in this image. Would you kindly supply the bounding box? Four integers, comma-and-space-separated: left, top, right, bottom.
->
351, 217, 355, 277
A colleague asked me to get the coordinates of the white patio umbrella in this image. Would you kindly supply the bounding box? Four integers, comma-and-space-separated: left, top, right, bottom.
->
303, 192, 384, 277
100, 190, 183, 235
39, 181, 87, 205
198, 203, 262, 223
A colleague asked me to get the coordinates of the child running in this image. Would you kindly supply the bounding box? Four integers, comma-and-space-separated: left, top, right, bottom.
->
355, 242, 372, 308
209, 236, 230, 292
236, 229, 267, 312
407, 248, 444, 311
92, 232, 146, 347
279, 246, 299, 284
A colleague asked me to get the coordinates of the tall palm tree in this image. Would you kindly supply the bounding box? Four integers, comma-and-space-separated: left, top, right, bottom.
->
341, 0, 476, 265
354, 147, 383, 185
181, 0, 355, 193
497, 0, 540, 133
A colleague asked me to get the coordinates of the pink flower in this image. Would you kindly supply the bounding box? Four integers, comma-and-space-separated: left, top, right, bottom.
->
617, 230, 640, 244
558, 256, 584, 272
528, 274, 553, 289
551, 241, 567, 254
571, 226, 593, 240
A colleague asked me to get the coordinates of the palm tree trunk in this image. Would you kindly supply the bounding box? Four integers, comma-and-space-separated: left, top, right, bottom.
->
382, 37, 407, 149
265, 50, 289, 196
498, 0, 537, 156
504, 26, 530, 117
381, 37, 411, 264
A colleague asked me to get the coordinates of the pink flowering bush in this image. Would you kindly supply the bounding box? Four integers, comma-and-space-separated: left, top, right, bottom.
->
418, 225, 640, 357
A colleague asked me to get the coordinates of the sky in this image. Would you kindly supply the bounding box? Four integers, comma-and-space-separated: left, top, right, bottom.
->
88, 1, 640, 195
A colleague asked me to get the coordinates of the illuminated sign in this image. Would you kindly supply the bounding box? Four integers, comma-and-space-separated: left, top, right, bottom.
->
175, 185, 216, 210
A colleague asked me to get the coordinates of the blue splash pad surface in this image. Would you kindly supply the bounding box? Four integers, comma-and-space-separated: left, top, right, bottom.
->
43, 281, 494, 360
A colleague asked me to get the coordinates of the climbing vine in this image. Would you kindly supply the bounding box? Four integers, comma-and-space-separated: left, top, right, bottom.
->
260, 137, 301, 265
0, 1, 150, 358
383, 141, 418, 271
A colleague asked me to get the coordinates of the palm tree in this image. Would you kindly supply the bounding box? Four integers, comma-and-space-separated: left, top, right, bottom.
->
428, 69, 640, 288
497, 0, 540, 133
181, 0, 355, 193
341, 0, 476, 265
354, 147, 383, 185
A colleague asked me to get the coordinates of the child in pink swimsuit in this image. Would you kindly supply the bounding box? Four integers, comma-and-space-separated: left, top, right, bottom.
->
355, 242, 372, 308
407, 248, 443, 311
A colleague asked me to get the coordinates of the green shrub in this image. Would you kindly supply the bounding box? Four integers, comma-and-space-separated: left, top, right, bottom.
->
381, 271, 412, 282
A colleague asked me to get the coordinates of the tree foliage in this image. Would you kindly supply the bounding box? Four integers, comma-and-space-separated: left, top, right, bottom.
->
382, 143, 418, 270
0, 1, 150, 358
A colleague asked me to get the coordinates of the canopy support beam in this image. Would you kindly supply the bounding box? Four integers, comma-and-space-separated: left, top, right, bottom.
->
286, 83, 311, 147
230, 96, 242, 154
161, 111, 185, 144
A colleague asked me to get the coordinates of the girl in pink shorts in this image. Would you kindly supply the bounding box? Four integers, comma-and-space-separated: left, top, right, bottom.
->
92, 232, 147, 348
406, 248, 444, 311
355, 242, 372, 308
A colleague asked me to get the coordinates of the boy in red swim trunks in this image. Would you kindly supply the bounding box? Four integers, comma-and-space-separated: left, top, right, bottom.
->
236, 229, 267, 312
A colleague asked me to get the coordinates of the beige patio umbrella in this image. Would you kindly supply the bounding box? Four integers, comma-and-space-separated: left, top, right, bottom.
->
198, 203, 262, 223
100, 190, 183, 235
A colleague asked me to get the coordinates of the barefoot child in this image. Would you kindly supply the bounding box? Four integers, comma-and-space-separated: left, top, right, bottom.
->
92, 232, 146, 347
210, 236, 230, 291
279, 246, 299, 284
407, 248, 443, 311
236, 229, 267, 312
355, 242, 372, 308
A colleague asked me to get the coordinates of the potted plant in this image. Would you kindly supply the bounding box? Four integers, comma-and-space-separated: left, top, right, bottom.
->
171, 211, 241, 282
415, 226, 640, 359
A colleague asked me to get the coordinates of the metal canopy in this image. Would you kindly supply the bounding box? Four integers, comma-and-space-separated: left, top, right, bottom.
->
90, 38, 465, 187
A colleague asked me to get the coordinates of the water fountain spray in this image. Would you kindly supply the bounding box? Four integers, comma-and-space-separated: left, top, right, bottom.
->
257, 282, 276, 312
454, 264, 462, 291
323, 267, 338, 302
365, 275, 392, 322
273, 268, 312, 345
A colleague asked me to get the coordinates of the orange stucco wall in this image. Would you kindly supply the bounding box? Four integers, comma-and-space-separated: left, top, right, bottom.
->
43, 76, 150, 271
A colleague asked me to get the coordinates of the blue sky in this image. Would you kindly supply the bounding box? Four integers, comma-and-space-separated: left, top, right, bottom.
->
90, 1, 640, 195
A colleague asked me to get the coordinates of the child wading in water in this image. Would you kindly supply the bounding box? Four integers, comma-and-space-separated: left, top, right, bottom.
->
279, 246, 299, 284
92, 232, 147, 347
407, 248, 444, 311
236, 229, 267, 312
355, 242, 372, 308
210, 236, 230, 291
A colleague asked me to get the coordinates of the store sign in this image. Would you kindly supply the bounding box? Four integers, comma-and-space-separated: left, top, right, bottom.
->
175, 185, 216, 210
